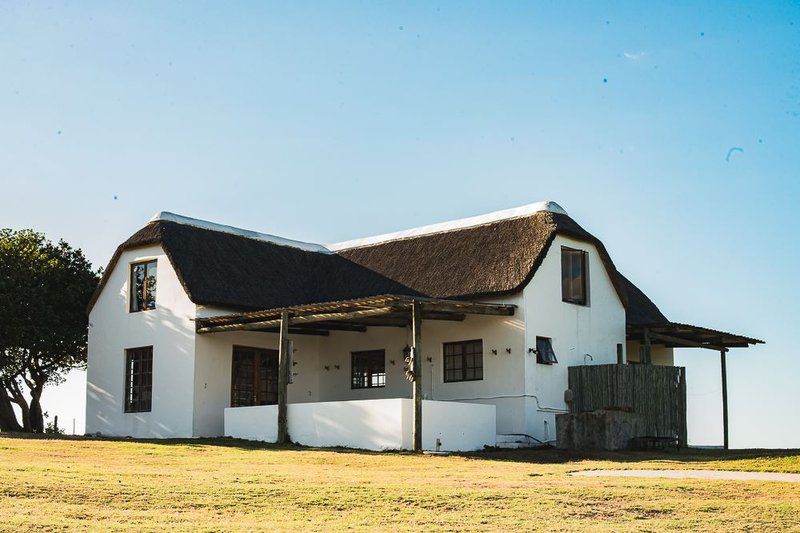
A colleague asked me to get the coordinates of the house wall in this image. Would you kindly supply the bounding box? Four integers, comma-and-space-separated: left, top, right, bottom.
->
192, 329, 321, 437
196, 302, 524, 437
522, 235, 627, 443
86, 244, 197, 438
86, 236, 630, 444
625, 341, 675, 366
311, 295, 525, 435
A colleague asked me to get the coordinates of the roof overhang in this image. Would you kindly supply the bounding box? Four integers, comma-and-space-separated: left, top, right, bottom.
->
627, 322, 764, 351
195, 294, 516, 335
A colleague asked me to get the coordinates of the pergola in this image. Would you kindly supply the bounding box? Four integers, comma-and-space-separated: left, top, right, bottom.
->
627, 322, 764, 449
196, 294, 517, 451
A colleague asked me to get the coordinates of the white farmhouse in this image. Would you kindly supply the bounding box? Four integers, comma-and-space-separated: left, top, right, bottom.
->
85, 201, 761, 451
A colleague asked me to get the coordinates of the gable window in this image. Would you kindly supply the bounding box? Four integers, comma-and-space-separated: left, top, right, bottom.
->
231, 346, 279, 407
443, 340, 483, 383
124, 346, 153, 413
130, 260, 157, 312
535, 337, 558, 365
351, 350, 386, 389
561, 247, 587, 305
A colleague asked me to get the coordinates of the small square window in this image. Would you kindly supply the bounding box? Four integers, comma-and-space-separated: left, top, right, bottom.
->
351, 350, 386, 389
443, 340, 483, 382
536, 337, 558, 365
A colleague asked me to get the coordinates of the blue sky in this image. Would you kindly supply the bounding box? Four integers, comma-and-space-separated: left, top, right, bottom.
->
2, 2, 798, 447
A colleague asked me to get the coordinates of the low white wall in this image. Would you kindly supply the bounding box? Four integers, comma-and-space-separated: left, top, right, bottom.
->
291, 398, 408, 450
223, 399, 496, 452
224, 404, 278, 442
420, 400, 496, 452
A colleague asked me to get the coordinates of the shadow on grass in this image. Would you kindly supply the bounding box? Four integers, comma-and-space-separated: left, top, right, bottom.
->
0, 431, 410, 456
3, 431, 799, 465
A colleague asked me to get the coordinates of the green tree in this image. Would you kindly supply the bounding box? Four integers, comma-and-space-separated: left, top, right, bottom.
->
0, 229, 99, 432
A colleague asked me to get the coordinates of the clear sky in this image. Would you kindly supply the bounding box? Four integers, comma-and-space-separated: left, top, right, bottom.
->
2, 2, 798, 447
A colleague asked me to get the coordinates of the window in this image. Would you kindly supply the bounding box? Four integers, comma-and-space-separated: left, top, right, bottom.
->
535, 337, 558, 365
443, 340, 483, 382
231, 346, 279, 407
351, 350, 386, 389
124, 346, 153, 413
561, 247, 587, 305
130, 260, 157, 312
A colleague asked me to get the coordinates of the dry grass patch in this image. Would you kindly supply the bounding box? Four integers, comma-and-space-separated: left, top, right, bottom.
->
1, 434, 799, 531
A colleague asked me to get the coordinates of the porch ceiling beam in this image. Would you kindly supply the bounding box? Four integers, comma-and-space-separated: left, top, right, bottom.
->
196, 306, 399, 334
376, 311, 467, 322
258, 327, 330, 336
420, 302, 515, 316
302, 321, 368, 332
649, 332, 727, 352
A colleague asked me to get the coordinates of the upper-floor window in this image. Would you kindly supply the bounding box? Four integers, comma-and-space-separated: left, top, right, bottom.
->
443, 339, 483, 382
130, 260, 157, 312
124, 346, 153, 413
351, 350, 386, 389
561, 247, 587, 305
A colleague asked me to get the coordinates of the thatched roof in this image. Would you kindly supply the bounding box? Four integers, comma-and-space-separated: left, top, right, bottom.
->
616, 272, 669, 326
87, 206, 667, 326
336, 210, 628, 303
88, 220, 419, 312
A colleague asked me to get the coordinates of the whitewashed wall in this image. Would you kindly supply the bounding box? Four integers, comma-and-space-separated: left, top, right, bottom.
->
312, 296, 524, 435
86, 244, 197, 438
193, 329, 321, 437
224, 399, 496, 451
522, 235, 627, 442
87, 235, 629, 444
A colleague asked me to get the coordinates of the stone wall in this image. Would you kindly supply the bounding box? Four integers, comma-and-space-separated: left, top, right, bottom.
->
556, 410, 646, 451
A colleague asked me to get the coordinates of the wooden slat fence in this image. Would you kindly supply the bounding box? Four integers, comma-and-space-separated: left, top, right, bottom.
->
568, 364, 687, 447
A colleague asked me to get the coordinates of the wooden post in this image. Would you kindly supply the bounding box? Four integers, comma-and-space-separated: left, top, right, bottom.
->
277, 310, 290, 444
678, 366, 688, 448
720, 348, 729, 450
643, 328, 652, 365
412, 301, 423, 452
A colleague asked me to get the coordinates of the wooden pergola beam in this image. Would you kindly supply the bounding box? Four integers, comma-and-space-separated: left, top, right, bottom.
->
197, 306, 400, 334
649, 332, 727, 352
258, 327, 330, 336
419, 302, 514, 316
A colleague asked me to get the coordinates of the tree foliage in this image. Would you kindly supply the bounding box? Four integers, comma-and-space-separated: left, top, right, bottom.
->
0, 228, 99, 432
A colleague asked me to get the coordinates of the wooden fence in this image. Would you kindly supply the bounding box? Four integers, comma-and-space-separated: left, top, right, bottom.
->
568, 364, 687, 447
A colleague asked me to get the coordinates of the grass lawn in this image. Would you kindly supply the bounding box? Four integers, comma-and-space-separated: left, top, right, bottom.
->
1, 435, 799, 531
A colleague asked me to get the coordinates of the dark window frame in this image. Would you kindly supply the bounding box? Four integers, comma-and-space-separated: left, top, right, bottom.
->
124, 346, 153, 413
351, 349, 386, 389
561, 246, 588, 305
129, 259, 158, 312
535, 336, 558, 365
443, 339, 484, 383
231, 345, 279, 407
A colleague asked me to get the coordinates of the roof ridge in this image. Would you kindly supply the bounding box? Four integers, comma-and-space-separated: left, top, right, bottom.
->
326, 200, 567, 251
150, 211, 332, 253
